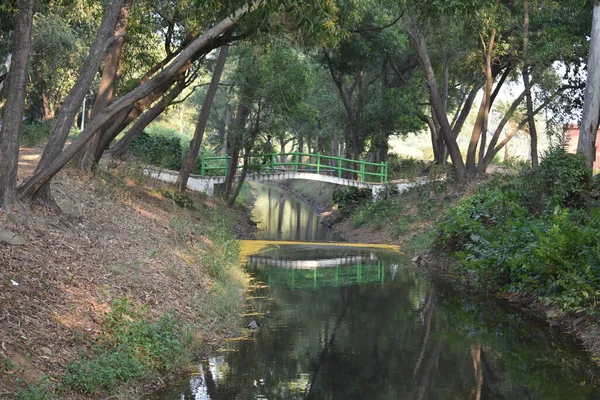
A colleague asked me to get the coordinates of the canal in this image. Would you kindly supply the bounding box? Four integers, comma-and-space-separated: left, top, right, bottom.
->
152, 183, 600, 399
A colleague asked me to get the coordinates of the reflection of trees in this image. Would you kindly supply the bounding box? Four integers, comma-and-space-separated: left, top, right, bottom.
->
163, 253, 600, 400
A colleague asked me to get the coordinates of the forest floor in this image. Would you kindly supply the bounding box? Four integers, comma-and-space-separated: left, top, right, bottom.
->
0, 148, 255, 399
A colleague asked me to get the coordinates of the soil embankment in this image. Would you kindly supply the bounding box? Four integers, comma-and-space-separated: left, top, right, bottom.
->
0, 149, 254, 399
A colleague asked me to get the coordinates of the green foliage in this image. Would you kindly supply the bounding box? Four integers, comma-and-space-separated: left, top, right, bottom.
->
130, 131, 184, 170
332, 187, 372, 214
159, 190, 195, 208
519, 146, 595, 212
386, 154, 429, 180
64, 298, 189, 395
17, 379, 55, 400
21, 121, 53, 146
437, 149, 600, 314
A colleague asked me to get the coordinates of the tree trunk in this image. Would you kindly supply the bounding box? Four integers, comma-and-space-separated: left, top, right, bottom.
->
522, 0, 539, 168
523, 68, 539, 168
228, 118, 260, 207
467, 29, 496, 175
481, 89, 526, 169
108, 78, 187, 158
223, 102, 251, 198
26, 0, 126, 204
18, 6, 246, 200
177, 46, 229, 192
578, 2, 600, 169
76, 0, 131, 171
94, 77, 179, 161
410, 20, 466, 182
0, 0, 35, 210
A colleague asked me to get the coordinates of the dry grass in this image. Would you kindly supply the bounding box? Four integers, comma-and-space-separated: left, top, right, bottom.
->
1, 152, 254, 398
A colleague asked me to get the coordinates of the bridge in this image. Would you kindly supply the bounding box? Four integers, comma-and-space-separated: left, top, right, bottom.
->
148, 152, 399, 196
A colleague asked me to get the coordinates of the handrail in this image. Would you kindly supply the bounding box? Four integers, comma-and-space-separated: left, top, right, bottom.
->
198, 152, 387, 183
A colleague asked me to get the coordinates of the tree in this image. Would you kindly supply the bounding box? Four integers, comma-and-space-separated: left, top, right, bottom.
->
25, 0, 126, 205
0, 0, 35, 210
75, 0, 132, 171
578, 0, 600, 170
177, 45, 229, 192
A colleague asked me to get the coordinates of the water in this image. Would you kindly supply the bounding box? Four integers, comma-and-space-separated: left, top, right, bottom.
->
152, 183, 600, 399
251, 184, 340, 242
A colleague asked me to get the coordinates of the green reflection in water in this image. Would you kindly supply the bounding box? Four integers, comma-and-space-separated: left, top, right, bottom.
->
153, 245, 600, 400
251, 183, 339, 242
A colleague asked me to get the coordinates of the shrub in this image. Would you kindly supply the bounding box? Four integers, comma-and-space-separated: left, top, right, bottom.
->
437, 150, 600, 314
519, 146, 594, 212
386, 154, 429, 180
21, 121, 53, 147
332, 187, 372, 214
130, 131, 184, 170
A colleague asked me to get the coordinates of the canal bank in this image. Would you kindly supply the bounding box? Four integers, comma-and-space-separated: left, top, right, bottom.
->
0, 161, 254, 400
151, 181, 600, 399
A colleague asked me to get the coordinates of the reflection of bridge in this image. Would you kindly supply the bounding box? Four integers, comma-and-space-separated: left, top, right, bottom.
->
147, 152, 402, 196
247, 258, 386, 289
247, 255, 371, 269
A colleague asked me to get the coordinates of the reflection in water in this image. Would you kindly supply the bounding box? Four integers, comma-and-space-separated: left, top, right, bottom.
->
154, 244, 600, 400
251, 184, 339, 242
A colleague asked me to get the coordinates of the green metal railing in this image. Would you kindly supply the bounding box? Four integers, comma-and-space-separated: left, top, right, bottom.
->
197, 152, 388, 183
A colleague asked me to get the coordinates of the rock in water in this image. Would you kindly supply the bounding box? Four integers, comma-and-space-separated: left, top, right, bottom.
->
0, 230, 26, 245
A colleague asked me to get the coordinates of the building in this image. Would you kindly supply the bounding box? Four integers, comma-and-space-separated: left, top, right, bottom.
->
564, 125, 600, 170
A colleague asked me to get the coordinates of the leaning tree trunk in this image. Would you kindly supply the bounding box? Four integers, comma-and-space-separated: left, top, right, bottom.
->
26, 0, 126, 204
18, 6, 246, 200
467, 28, 496, 176
76, 0, 131, 171
223, 102, 251, 198
177, 45, 229, 192
410, 18, 466, 182
578, 0, 600, 170
0, 0, 35, 210
108, 78, 188, 158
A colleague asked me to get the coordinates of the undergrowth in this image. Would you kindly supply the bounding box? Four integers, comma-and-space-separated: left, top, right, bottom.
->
64, 299, 190, 395
437, 146, 600, 315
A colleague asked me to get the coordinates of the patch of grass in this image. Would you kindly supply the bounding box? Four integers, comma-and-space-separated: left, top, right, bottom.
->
17, 379, 55, 400
159, 190, 195, 208
64, 298, 191, 395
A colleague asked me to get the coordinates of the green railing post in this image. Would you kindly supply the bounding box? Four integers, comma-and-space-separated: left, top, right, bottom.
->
270, 153, 275, 173
360, 159, 365, 182
316, 153, 321, 174
224, 155, 230, 177
294, 152, 299, 172
380, 162, 386, 182
200, 157, 205, 176
337, 156, 342, 178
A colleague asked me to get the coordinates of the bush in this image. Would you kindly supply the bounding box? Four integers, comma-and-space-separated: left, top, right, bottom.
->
437, 150, 600, 314
332, 187, 372, 214
21, 121, 53, 146
519, 146, 595, 213
386, 154, 429, 180
130, 131, 184, 170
